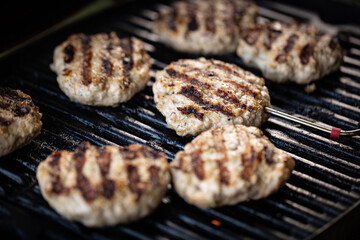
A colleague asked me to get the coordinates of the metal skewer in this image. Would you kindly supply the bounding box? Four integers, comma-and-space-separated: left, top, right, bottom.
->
265, 107, 360, 138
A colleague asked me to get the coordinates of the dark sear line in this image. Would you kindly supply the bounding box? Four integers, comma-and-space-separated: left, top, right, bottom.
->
178, 86, 235, 117
97, 147, 115, 199
212, 129, 230, 185
187, 2, 198, 32
74, 142, 96, 201
0, 116, 13, 126
50, 152, 69, 195
80, 35, 93, 86
149, 166, 160, 186
205, 1, 215, 33
275, 34, 299, 63
165, 4, 178, 31
121, 146, 138, 160
0, 88, 34, 117
209, 61, 260, 98
63, 44, 75, 63
120, 38, 134, 87
224, 1, 236, 34
166, 68, 211, 89
177, 106, 204, 120
300, 36, 321, 65
264, 27, 282, 50
243, 26, 263, 45
0, 88, 27, 102
102, 59, 113, 77
215, 89, 240, 105
142, 146, 163, 161
102, 36, 114, 77
241, 147, 257, 181
265, 146, 274, 165
191, 148, 205, 180
127, 165, 142, 199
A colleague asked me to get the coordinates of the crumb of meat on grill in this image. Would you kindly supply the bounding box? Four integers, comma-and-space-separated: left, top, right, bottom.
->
153, 0, 257, 55
0, 88, 42, 157
170, 124, 295, 208
152, 58, 271, 137
36, 142, 170, 227
50, 32, 151, 107
236, 21, 343, 84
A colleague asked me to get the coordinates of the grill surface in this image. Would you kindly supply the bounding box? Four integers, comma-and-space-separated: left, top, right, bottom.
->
1, 0, 360, 239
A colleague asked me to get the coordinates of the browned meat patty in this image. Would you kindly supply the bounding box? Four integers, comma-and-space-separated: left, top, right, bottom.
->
51, 32, 151, 106
171, 124, 295, 208
237, 21, 343, 84
37, 142, 170, 227
153, 0, 257, 55
0, 88, 42, 157
153, 58, 271, 136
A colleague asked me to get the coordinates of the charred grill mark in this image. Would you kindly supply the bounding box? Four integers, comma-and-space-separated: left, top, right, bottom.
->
264, 27, 282, 50
102, 37, 114, 77
97, 148, 111, 175
127, 165, 142, 199
177, 106, 204, 120
283, 34, 299, 53
224, 80, 258, 98
275, 54, 287, 63
205, 2, 215, 33
165, 5, 178, 31
243, 26, 263, 45
0, 117, 13, 126
215, 89, 240, 105
102, 58, 113, 77
63, 44, 75, 63
63, 68, 72, 76
178, 86, 234, 117
122, 146, 138, 160
275, 34, 299, 63
13, 106, 30, 117
81, 35, 92, 86
102, 179, 116, 199
300, 37, 320, 65
187, 2, 198, 32
166, 68, 211, 89
120, 38, 134, 87
191, 148, 204, 180
265, 147, 274, 165
0, 88, 27, 101
97, 147, 115, 199
149, 166, 160, 186
225, 1, 236, 34
49, 152, 69, 195
74, 145, 96, 201
209, 61, 260, 98
329, 36, 339, 50
142, 146, 163, 160
0, 101, 10, 109
241, 147, 257, 181
212, 129, 230, 185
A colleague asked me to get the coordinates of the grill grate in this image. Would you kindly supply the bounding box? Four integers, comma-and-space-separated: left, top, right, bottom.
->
1, 0, 360, 239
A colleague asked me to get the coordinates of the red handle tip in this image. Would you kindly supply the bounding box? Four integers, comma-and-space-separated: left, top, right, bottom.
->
330, 127, 341, 139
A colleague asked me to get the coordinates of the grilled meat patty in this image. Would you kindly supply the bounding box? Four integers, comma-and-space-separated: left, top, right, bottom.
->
51, 32, 151, 106
171, 124, 295, 208
153, 0, 257, 55
153, 58, 271, 136
236, 21, 343, 84
0, 88, 42, 157
37, 142, 170, 227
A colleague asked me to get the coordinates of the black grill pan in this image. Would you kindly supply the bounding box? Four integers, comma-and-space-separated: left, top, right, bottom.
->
0, 0, 360, 239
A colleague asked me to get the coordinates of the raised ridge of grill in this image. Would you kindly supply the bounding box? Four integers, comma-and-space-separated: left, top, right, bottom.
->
0, 0, 359, 239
